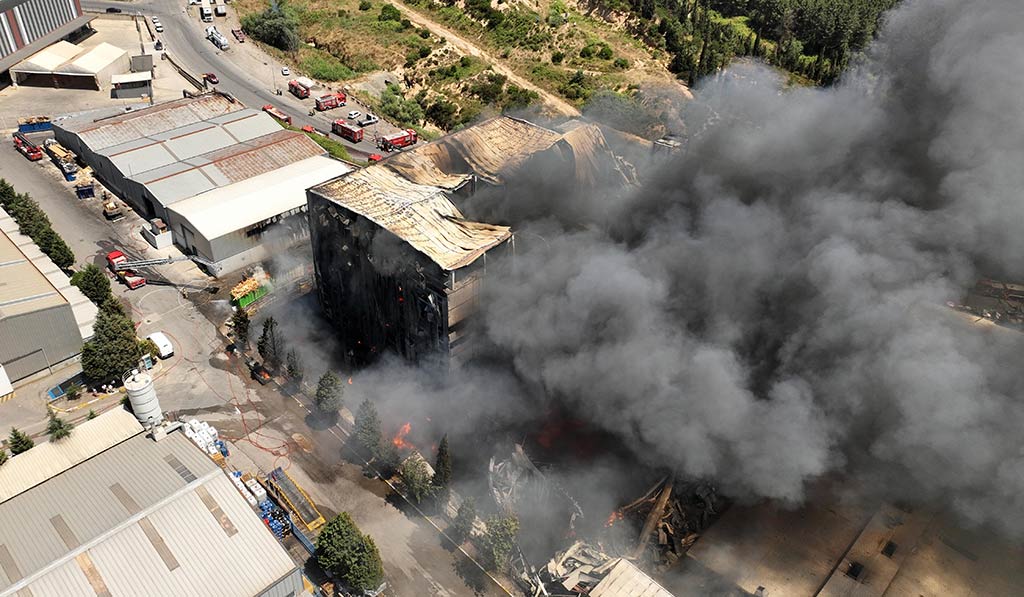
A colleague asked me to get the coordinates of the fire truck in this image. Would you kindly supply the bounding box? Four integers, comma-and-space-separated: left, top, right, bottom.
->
315, 92, 347, 111
287, 77, 315, 99
379, 129, 418, 151
332, 120, 363, 143
12, 132, 43, 161
262, 104, 292, 126
106, 249, 221, 289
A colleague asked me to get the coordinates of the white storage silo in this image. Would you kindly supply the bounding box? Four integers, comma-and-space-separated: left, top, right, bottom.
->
122, 369, 163, 425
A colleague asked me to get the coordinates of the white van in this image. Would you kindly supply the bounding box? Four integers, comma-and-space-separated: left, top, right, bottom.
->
146, 332, 174, 359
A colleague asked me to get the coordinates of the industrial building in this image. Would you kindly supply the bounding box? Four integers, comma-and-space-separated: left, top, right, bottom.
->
0, 0, 92, 77
0, 206, 96, 386
308, 116, 631, 367
678, 482, 1024, 597
55, 93, 352, 273
9, 39, 128, 89
0, 408, 304, 596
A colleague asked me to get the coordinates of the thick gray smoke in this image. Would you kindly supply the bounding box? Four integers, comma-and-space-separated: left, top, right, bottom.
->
355, 0, 1024, 538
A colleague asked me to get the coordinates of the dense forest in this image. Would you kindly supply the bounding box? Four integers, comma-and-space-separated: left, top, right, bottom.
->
596, 0, 898, 85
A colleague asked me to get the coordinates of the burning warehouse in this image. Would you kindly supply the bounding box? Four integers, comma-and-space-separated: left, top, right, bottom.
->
308, 116, 634, 366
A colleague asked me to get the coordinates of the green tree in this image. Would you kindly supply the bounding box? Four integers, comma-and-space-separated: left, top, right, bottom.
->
425, 100, 458, 131
379, 3, 401, 21
286, 349, 303, 382
138, 337, 160, 360
87, 409, 98, 420
399, 455, 433, 504
241, 7, 300, 51
257, 316, 284, 370
433, 434, 452, 488
8, 428, 34, 455
0, 182, 75, 269
354, 398, 382, 455
359, 0, 371, 8
315, 513, 385, 592
232, 309, 250, 345
82, 299, 142, 383
38, 228, 75, 269
47, 411, 74, 441
375, 441, 401, 478
0, 447, 6, 466
481, 515, 519, 571
379, 84, 424, 126
70, 264, 112, 305
315, 371, 343, 415
451, 497, 476, 542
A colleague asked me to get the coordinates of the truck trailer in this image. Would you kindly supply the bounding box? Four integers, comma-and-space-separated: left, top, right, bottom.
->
332, 120, 363, 143
315, 92, 346, 111
199, 0, 213, 21
379, 128, 418, 151
12, 132, 43, 161
262, 104, 292, 125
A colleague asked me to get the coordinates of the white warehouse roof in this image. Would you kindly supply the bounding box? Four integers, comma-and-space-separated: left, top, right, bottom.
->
11, 40, 82, 73
0, 412, 300, 597
167, 155, 353, 241
60, 42, 127, 75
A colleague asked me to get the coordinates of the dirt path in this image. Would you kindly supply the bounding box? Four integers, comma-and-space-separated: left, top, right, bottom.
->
395, 1, 581, 118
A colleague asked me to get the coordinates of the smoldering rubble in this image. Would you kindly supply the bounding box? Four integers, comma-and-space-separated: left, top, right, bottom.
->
351, 0, 1024, 541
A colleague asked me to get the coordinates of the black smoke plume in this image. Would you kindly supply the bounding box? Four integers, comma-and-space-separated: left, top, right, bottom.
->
353, 0, 1024, 539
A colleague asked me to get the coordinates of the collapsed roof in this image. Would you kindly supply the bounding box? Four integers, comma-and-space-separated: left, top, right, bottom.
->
311, 166, 511, 271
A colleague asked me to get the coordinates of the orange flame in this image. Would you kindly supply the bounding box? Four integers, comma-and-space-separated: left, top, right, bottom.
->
392, 422, 413, 450
605, 510, 623, 527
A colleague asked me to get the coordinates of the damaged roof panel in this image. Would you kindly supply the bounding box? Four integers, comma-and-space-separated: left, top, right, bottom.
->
591, 559, 676, 597
312, 167, 510, 271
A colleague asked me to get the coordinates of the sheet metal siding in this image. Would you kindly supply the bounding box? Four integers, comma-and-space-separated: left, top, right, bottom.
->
12, 0, 75, 45
0, 15, 13, 56
206, 210, 310, 263
0, 304, 81, 382
0, 433, 215, 592
256, 569, 303, 597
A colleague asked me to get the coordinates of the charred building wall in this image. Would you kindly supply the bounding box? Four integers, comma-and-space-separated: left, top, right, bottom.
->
308, 188, 507, 367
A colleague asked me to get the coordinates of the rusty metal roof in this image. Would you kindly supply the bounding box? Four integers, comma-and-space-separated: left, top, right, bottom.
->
401, 116, 563, 185
71, 94, 244, 150
312, 166, 510, 271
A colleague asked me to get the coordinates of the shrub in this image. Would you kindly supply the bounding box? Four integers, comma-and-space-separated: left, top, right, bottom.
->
379, 4, 401, 21
419, 28, 430, 39
241, 8, 300, 52
315, 514, 384, 592
613, 57, 630, 69
379, 84, 424, 126
426, 99, 458, 130
460, 55, 472, 68
597, 44, 613, 59
579, 45, 594, 58
551, 50, 564, 64
359, 0, 371, 9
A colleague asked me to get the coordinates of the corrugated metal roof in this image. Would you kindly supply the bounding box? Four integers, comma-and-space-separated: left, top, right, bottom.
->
59, 42, 126, 75
0, 409, 143, 504
407, 116, 562, 185
591, 559, 676, 597
10, 40, 82, 73
169, 156, 352, 241
312, 166, 511, 271
0, 209, 96, 337
0, 420, 296, 597
384, 149, 471, 190
71, 94, 243, 150
111, 71, 152, 84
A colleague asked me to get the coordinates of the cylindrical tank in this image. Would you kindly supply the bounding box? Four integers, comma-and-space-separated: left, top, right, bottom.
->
122, 369, 163, 425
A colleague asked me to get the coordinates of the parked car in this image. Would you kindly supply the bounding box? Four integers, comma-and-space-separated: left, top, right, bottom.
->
203, 72, 219, 84
151, 16, 160, 23
358, 114, 379, 126
368, 154, 383, 162
146, 332, 174, 359
154, 39, 164, 51
280, 67, 290, 76
232, 29, 245, 42
154, 23, 164, 32
105, 7, 122, 13
347, 110, 362, 120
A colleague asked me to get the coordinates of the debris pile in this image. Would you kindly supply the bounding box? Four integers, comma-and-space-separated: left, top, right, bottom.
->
617, 476, 722, 568
488, 444, 583, 526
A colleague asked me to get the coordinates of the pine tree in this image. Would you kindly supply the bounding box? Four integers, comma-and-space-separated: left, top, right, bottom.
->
451, 497, 477, 542
8, 428, 34, 455
0, 447, 6, 466
315, 371, 343, 415
47, 411, 74, 441
399, 456, 434, 504
71, 264, 113, 305
433, 434, 452, 488
354, 399, 382, 455
257, 316, 284, 370
232, 309, 250, 345
315, 513, 384, 591
82, 298, 142, 383
286, 349, 303, 381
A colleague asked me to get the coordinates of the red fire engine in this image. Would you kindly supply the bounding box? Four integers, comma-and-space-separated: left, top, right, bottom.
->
332, 120, 363, 143
315, 93, 347, 111
379, 129, 417, 151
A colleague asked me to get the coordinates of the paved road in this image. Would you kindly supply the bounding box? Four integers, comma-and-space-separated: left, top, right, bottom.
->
82, 0, 399, 159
